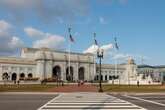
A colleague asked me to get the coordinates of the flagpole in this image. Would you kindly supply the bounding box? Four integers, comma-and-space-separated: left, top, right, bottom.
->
115, 49, 120, 85
93, 33, 96, 79
115, 47, 120, 85
68, 28, 71, 81
115, 55, 117, 85
114, 37, 119, 85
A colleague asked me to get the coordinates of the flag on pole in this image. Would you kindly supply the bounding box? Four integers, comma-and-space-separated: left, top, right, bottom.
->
69, 34, 74, 42
114, 37, 119, 50
68, 27, 74, 43
94, 33, 98, 45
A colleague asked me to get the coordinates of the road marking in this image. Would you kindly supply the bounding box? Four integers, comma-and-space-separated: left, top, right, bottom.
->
37, 94, 62, 110
124, 95, 165, 107
38, 93, 146, 110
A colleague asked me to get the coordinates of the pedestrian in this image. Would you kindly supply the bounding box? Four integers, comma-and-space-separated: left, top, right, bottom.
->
137, 80, 140, 87
62, 81, 64, 86
17, 80, 20, 85
14, 80, 16, 84
80, 80, 84, 85
78, 80, 80, 87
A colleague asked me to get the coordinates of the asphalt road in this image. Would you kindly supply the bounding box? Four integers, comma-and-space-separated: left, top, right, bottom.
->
110, 94, 165, 110
0, 93, 165, 110
0, 94, 57, 110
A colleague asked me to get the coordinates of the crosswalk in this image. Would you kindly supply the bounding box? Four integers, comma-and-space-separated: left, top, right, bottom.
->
38, 93, 146, 110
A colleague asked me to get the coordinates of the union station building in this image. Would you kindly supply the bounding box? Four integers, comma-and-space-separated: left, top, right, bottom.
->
0, 47, 165, 85
0, 48, 95, 83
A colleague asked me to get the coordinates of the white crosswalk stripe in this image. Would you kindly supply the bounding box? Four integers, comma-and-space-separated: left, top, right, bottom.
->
38, 93, 146, 110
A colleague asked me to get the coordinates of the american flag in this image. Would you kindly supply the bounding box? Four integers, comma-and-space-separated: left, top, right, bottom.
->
69, 34, 74, 42
68, 28, 74, 43
94, 33, 98, 45
114, 37, 119, 50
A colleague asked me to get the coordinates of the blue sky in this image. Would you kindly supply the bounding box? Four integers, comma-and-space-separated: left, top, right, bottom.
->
0, 0, 164, 65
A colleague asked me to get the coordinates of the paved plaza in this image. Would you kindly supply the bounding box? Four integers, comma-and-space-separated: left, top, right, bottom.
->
47, 84, 98, 92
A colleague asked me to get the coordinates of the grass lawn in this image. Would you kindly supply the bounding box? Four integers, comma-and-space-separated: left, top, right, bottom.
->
103, 85, 165, 93
0, 84, 57, 92
1, 84, 165, 93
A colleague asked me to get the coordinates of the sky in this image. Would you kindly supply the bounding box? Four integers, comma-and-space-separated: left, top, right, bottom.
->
0, 0, 165, 65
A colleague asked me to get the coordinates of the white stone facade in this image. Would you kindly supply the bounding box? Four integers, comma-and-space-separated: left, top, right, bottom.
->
0, 47, 165, 85
0, 48, 95, 82
95, 58, 138, 84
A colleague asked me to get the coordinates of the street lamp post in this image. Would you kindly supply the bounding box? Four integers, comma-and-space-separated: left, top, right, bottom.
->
97, 48, 104, 92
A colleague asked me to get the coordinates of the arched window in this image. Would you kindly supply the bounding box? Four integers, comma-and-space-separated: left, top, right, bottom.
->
2, 72, 9, 80
112, 75, 116, 79
101, 75, 103, 81
105, 75, 107, 81
28, 73, 33, 78
78, 67, 85, 81
66, 66, 74, 81
109, 75, 112, 80
20, 73, 25, 78
52, 66, 61, 79
11, 73, 17, 81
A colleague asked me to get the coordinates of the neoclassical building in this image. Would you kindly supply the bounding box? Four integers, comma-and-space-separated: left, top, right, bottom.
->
0, 47, 165, 84
95, 58, 138, 84
95, 59, 165, 84
0, 47, 95, 82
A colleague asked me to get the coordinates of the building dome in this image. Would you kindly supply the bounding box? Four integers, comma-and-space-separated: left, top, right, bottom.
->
35, 50, 45, 60
45, 51, 53, 60
128, 58, 135, 65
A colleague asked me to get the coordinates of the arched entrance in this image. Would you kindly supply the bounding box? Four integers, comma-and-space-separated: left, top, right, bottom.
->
66, 66, 74, 81
52, 66, 61, 80
20, 73, 25, 79
78, 67, 85, 81
2, 72, 9, 80
11, 73, 17, 81
28, 73, 33, 78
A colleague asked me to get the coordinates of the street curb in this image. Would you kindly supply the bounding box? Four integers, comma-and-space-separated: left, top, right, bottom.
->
1, 92, 165, 95
107, 92, 165, 95
0, 92, 59, 95
0, 92, 100, 95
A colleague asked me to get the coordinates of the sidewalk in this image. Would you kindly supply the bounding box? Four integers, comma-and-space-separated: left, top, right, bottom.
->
47, 84, 98, 92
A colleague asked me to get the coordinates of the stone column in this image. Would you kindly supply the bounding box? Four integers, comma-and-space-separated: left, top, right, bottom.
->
36, 60, 45, 80
61, 63, 66, 81
45, 60, 53, 78
71, 63, 78, 81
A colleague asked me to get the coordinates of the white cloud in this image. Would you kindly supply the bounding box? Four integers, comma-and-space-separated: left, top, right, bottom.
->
83, 43, 113, 55
0, 20, 24, 55
9, 36, 24, 49
111, 53, 151, 64
24, 27, 65, 49
0, 20, 12, 32
83, 44, 99, 54
24, 27, 45, 39
101, 44, 113, 51
33, 35, 65, 49
0, 0, 89, 23
112, 53, 131, 60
